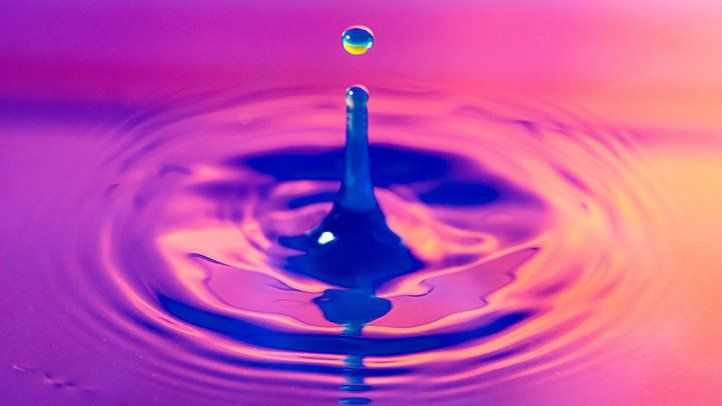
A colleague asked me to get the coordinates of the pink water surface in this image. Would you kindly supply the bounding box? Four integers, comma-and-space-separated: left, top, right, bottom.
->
2, 1, 722, 405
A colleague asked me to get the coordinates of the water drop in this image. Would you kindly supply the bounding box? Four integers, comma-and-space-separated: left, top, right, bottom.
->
342, 26, 374, 55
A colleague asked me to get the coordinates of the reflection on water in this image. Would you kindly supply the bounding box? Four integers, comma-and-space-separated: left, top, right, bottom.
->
2, 84, 721, 405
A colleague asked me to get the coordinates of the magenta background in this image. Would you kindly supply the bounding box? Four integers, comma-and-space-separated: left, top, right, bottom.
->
3, 1, 722, 131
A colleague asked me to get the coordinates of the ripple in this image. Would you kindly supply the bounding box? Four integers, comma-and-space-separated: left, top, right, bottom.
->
46, 86, 669, 404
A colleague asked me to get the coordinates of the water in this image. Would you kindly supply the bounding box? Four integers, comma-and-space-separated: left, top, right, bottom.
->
1, 84, 689, 404
3, 6, 722, 406
342, 26, 374, 55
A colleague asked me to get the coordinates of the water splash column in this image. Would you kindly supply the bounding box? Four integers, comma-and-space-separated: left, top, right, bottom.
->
338, 86, 378, 212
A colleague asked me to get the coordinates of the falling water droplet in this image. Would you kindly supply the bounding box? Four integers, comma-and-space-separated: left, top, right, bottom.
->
342, 26, 374, 55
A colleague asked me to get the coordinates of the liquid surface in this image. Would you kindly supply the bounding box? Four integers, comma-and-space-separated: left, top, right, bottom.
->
3, 84, 721, 405
3, 3, 722, 405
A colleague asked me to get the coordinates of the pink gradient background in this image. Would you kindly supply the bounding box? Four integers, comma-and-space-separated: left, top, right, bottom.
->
2, 1, 722, 130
